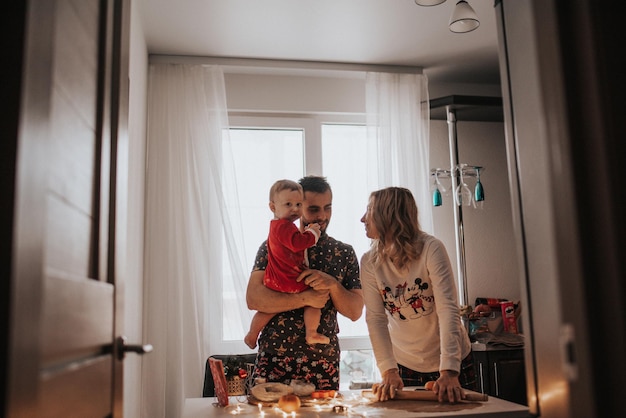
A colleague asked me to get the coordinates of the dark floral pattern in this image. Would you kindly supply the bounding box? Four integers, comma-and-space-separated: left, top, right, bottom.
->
251, 233, 360, 390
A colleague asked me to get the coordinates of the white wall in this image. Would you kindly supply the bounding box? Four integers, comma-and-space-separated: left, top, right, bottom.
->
225, 73, 366, 114
430, 120, 521, 307
224, 72, 503, 115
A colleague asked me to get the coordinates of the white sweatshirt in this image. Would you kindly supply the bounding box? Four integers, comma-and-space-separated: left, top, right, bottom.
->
361, 233, 471, 375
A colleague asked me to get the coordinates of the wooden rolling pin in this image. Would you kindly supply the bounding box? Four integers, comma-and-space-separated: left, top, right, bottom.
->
362, 388, 488, 402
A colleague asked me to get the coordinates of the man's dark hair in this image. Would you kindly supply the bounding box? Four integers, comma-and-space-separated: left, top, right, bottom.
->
299, 175, 332, 195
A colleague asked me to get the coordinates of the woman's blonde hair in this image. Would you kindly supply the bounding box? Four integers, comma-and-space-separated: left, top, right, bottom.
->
369, 187, 424, 270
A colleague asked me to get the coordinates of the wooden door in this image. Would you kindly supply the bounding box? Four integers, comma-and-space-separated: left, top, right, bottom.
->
3, 0, 130, 416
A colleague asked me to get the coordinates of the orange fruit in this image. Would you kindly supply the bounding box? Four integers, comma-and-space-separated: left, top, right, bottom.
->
278, 394, 301, 413
311, 390, 336, 399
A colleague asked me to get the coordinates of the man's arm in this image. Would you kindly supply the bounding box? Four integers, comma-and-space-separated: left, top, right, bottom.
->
332, 287, 364, 322
246, 269, 330, 313
298, 270, 364, 321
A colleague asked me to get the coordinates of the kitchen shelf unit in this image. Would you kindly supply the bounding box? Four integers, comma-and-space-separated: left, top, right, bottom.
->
471, 344, 527, 406
429, 95, 503, 308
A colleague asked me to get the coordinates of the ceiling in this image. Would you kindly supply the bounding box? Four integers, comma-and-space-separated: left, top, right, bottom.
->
138, 0, 501, 85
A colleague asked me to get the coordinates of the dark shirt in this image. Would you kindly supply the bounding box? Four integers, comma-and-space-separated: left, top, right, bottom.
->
251, 232, 361, 389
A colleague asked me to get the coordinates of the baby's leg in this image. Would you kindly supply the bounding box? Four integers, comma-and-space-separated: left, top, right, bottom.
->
245, 311, 273, 349
304, 306, 330, 345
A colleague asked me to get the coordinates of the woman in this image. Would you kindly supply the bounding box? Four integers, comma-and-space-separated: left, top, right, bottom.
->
360, 187, 474, 403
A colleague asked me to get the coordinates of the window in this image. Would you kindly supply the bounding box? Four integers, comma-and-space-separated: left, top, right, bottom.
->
320, 124, 372, 344
221, 125, 305, 341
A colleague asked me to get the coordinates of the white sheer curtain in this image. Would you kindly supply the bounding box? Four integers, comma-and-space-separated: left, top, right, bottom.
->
365, 72, 433, 233
142, 63, 248, 418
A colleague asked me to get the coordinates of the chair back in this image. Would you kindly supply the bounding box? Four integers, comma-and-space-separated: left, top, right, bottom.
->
203, 354, 257, 397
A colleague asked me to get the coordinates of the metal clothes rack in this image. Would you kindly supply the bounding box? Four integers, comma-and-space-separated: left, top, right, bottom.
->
429, 95, 503, 308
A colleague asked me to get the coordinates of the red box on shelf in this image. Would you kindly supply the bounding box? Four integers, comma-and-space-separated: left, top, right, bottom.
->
500, 301, 518, 334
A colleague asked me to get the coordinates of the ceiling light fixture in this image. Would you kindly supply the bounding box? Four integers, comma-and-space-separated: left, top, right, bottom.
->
415, 0, 480, 34
449, 0, 480, 33
414, 0, 446, 5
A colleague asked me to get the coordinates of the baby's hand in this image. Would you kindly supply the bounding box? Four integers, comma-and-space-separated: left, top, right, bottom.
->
305, 223, 321, 243
306, 223, 321, 233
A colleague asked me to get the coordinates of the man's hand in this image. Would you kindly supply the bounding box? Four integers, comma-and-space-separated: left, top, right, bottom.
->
297, 269, 338, 291
246, 269, 329, 312
301, 287, 331, 309
297, 269, 364, 321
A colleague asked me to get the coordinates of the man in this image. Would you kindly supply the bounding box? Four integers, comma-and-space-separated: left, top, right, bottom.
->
246, 175, 363, 390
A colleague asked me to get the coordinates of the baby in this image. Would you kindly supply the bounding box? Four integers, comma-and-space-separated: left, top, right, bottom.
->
245, 179, 330, 348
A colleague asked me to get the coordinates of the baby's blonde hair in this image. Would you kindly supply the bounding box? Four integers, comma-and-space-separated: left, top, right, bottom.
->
269, 179, 303, 201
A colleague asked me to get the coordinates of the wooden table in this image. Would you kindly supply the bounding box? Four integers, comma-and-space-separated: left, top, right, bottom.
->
182, 390, 530, 418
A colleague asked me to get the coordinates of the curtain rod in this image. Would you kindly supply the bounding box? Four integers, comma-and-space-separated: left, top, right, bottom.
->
149, 55, 423, 75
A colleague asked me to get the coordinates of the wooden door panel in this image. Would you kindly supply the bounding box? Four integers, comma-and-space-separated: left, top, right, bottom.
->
46, 0, 101, 280
44, 196, 94, 278
6, 0, 128, 415
40, 0, 110, 365
37, 0, 118, 415
40, 274, 113, 367
48, 92, 97, 216
53, 0, 100, 126
40, 355, 112, 418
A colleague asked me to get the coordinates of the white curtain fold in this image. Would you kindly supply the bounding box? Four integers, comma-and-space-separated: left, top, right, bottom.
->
365, 72, 433, 233
142, 63, 248, 418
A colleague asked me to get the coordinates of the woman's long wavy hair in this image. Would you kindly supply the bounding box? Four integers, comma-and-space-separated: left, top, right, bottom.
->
369, 187, 424, 270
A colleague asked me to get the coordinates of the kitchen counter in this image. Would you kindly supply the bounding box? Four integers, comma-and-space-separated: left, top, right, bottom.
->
470, 332, 525, 351
471, 342, 524, 351
182, 389, 530, 418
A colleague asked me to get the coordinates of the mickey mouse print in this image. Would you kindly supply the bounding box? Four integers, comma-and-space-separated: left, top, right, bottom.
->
380, 277, 435, 321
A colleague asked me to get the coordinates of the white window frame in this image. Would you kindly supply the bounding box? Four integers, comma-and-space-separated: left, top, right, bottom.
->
226, 112, 372, 352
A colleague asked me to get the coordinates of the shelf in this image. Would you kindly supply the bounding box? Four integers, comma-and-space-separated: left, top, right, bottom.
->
431, 165, 483, 179
471, 342, 524, 352
430, 95, 503, 122
428, 95, 502, 308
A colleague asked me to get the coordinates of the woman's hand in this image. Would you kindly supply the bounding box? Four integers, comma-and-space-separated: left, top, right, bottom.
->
432, 370, 464, 403
372, 368, 404, 402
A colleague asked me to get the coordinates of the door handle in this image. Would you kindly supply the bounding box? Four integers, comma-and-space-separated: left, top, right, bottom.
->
478, 362, 485, 393
493, 362, 499, 397
116, 335, 153, 360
